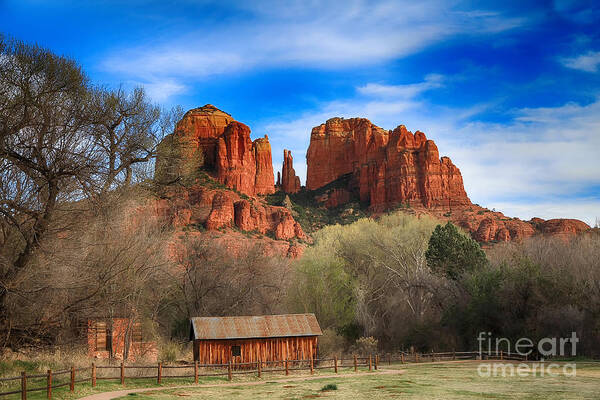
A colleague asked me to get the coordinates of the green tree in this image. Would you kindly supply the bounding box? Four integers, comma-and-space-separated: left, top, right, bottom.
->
287, 240, 356, 332
425, 222, 487, 280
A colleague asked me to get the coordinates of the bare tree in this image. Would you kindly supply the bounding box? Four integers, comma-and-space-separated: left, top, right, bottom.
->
3, 187, 170, 349
91, 87, 182, 191
163, 236, 291, 338
0, 36, 183, 349
0, 37, 100, 295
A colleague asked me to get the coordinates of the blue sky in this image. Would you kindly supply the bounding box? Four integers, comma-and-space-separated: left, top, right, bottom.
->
2, 0, 599, 224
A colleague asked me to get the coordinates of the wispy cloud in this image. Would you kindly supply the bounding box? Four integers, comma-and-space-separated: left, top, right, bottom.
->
139, 79, 187, 103
99, 0, 525, 101
357, 74, 444, 98
560, 51, 600, 72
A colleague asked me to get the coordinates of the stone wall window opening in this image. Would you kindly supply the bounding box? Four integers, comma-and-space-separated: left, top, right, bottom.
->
132, 321, 143, 343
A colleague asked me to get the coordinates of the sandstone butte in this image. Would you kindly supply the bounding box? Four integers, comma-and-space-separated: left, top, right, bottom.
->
306, 116, 590, 242
152, 105, 307, 258
156, 104, 275, 196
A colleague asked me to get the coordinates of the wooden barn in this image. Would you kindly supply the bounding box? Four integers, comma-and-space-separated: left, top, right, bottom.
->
189, 314, 322, 365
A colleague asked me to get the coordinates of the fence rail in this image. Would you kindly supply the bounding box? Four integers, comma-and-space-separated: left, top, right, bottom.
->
0, 350, 527, 399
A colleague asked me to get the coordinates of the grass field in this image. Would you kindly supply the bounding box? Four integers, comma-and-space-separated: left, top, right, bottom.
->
110, 361, 600, 400
3, 361, 600, 399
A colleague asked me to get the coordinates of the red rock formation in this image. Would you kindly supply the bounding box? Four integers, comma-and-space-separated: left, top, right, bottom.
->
150, 184, 306, 242
154, 107, 590, 248
305, 116, 590, 243
174, 105, 233, 167
436, 205, 588, 243
205, 191, 236, 230
474, 217, 499, 242
281, 149, 301, 194
155, 105, 233, 181
540, 219, 590, 237
156, 105, 274, 196
315, 188, 352, 208
169, 230, 305, 260
254, 136, 276, 195
306, 118, 470, 210
216, 122, 257, 195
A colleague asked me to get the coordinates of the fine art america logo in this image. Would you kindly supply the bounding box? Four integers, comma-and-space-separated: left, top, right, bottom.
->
477, 332, 578, 377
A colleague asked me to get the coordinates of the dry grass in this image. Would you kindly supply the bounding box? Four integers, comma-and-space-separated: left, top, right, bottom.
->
108, 361, 600, 400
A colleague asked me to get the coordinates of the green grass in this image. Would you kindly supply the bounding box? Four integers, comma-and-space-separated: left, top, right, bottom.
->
0, 375, 229, 400
0, 360, 45, 376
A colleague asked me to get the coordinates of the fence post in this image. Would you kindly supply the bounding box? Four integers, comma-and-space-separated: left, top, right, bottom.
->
92, 363, 96, 388
310, 357, 314, 375
353, 355, 357, 372
194, 361, 198, 384
334, 356, 338, 373
285, 359, 289, 376
120, 362, 125, 386
157, 362, 162, 385
70, 366, 75, 392
368, 355, 372, 371
227, 361, 232, 381
453, 351, 456, 361
401, 352, 404, 364
432, 351, 435, 362
500, 350, 503, 360
375, 355, 378, 370
415, 353, 419, 363
21, 371, 27, 400
388, 353, 391, 365
47, 369, 52, 400
257, 359, 261, 378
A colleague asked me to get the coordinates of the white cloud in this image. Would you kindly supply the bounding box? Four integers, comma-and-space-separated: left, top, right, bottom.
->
99, 0, 525, 101
357, 74, 443, 98
140, 79, 186, 102
260, 78, 600, 225
561, 51, 600, 72
489, 200, 599, 227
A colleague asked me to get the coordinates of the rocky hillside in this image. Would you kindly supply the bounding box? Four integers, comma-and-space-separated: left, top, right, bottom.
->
150, 104, 589, 256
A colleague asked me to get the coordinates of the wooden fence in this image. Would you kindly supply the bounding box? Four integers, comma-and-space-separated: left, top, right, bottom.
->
0, 350, 523, 399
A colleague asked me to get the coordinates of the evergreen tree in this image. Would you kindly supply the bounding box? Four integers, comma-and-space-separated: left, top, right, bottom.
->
426, 222, 487, 279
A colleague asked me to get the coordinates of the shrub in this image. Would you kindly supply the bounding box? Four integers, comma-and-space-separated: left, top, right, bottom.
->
159, 341, 182, 363
351, 336, 378, 356
321, 384, 338, 391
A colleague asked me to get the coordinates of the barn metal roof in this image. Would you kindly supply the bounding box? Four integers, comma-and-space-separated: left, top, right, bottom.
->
189, 314, 322, 340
